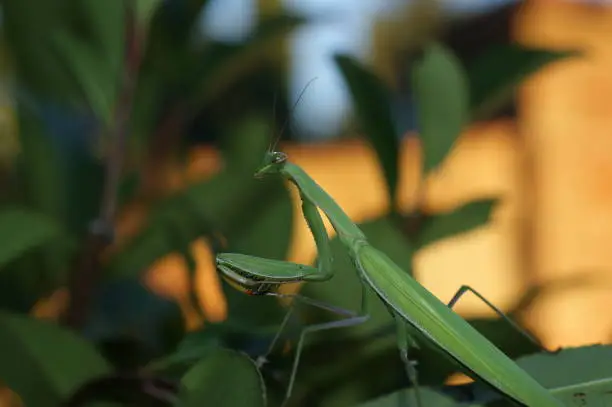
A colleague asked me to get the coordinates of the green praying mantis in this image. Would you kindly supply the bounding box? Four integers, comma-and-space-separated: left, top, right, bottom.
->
215, 150, 567, 407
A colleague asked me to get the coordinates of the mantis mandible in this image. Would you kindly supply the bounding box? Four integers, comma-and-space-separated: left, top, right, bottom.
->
216, 151, 565, 407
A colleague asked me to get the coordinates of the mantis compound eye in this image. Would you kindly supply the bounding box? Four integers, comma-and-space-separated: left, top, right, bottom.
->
272, 152, 287, 164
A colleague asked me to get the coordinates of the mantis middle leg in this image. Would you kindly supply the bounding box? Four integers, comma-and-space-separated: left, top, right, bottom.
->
391, 311, 423, 407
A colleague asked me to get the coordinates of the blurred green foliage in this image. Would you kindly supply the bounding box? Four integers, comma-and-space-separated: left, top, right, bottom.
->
0, 1, 595, 407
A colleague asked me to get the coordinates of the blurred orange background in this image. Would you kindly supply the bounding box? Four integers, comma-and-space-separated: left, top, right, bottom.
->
34, 0, 612, 351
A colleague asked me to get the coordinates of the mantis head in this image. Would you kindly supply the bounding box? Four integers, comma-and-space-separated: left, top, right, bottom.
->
254, 151, 287, 179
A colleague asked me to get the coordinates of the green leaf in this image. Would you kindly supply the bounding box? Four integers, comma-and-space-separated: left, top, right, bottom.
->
11, 107, 74, 295
2, 0, 84, 102
334, 54, 399, 209
50, 0, 124, 124
52, 31, 116, 125
177, 348, 266, 407
0, 207, 66, 268
14, 109, 65, 221
361, 345, 612, 407
135, 0, 164, 31
468, 45, 579, 121
220, 116, 277, 176
356, 345, 612, 407
412, 42, 469, 175
147, 319, 278, 378
147, 333, 223, 378
516, 344, 612, 390
416, 199, 497, 250
511, 345, 612, 406
3, 0, 124, 115
77, 0, 125, 76
0, 312, 112, 407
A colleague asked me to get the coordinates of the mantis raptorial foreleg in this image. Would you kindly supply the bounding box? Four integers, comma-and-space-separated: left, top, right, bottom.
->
446, 285, 544, 351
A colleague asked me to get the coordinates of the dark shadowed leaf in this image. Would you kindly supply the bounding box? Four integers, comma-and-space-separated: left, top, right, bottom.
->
468, 45, 579, 121
0, 312, 112, 407
0, 207, 66, 268
83, 279, 185, 369
412, 43, 469, 175
61, 149, 105, 237
178, 348, 266, 407
335, 54, 399, 209
416, 199, 497, 250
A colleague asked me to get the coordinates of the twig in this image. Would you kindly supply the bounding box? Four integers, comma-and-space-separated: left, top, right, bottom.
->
62, 4, 143, 329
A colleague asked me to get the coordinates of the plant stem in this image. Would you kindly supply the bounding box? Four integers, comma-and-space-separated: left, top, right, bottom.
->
62, 5, 143, 329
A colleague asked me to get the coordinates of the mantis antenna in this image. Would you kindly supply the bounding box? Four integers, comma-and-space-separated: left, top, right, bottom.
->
269, 77, 319, 152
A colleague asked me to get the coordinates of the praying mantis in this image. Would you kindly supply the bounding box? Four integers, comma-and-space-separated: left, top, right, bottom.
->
215, 151, 567, 407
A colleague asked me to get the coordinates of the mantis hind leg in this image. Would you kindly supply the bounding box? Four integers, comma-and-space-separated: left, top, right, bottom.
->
447, 285, 544, 351
392, 312, 423, 407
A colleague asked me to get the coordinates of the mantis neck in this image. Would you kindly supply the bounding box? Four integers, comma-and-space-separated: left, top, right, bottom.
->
282, 162, 366, 243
